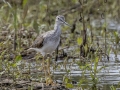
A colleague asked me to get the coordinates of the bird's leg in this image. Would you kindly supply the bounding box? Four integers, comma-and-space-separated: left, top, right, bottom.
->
47, 55, 50, 75
43, 56, 47, 78
45, 55, 54, 85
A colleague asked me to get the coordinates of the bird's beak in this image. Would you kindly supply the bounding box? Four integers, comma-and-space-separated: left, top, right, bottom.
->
63, 21, 72, 27
61, 19, 72, 27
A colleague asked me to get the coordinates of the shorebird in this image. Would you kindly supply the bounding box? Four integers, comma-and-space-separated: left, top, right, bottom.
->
28, 15, 70, 76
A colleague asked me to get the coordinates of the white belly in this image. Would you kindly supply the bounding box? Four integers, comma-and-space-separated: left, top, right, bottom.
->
28, 39, 60, 56
41, 39, 60, 55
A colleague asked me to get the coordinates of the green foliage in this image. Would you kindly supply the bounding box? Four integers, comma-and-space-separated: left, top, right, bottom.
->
110, 85, 116, 90
0, 0, 120, 89
63, 76, 74, 88
15, 55, 22, 61
77, 37, 83, 45
113, 31, 120, 44
22, 0, 28, 7
33, 19, 39, 33
77, 54, 106, 89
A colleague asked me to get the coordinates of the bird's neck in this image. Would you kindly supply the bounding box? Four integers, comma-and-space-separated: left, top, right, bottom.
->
54, 22, 61, 35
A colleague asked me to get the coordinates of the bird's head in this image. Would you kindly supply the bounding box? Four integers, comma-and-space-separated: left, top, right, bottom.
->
56, 15, 71, 27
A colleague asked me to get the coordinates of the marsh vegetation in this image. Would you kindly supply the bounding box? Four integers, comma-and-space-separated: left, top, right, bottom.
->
0, 0, 120, 90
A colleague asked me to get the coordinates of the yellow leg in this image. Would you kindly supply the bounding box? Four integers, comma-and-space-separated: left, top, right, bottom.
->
47, 57, 50, 75
43, 57, 46, 77
46, 57, 53, 85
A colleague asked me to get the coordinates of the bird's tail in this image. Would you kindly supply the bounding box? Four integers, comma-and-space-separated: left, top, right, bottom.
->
27, 48, 41, 53
27, 48, 35, 52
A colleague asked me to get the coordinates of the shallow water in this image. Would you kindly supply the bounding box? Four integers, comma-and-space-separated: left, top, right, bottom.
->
20, 53, 120, 90
1, 18, 120, 90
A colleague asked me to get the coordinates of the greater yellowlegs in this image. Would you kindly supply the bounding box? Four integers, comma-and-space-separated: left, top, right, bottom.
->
28, 15, 70, 76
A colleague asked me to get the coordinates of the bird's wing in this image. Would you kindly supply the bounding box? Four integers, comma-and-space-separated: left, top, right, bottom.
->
42, 30, 54, 38
31, 30, 54, 48
31, 35, 44, 48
